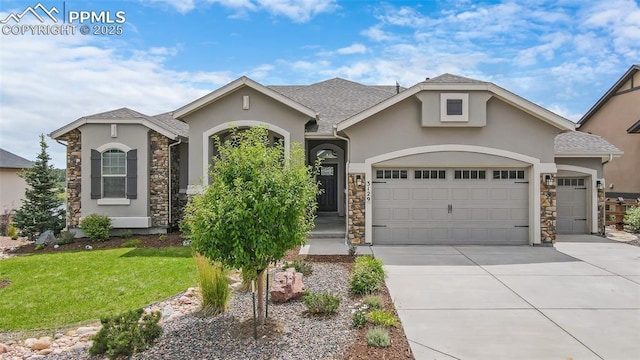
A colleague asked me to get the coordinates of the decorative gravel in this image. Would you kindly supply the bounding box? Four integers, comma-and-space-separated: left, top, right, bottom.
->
49, 263, 356, 360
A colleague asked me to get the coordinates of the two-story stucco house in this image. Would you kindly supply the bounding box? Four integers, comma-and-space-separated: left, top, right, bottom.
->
578, 64, 640, 200
50, 73, 621, 244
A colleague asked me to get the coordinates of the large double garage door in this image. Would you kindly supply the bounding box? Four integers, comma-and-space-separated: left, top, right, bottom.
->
372, 168, 529, 245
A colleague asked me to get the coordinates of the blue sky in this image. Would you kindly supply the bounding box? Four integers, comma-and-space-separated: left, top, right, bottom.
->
1, 0, 639, 168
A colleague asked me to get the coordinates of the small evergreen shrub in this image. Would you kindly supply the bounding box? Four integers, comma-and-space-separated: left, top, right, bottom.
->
367, 309, 399, 328
80, 214, 112, 242
363, 295, 383, 310
624, 206, 640, 233
56, 230, 76, 245
158, 234, 167, 242
302, 291, 341, 315
90, 309, 162, 360
351, 256, 386, 295
194, 253, 230, 315
121, 239, 142, 248
352, 309, 367, 328
34, 244, 44, 251
281, 259, 313, 276
366, 327, 391, 348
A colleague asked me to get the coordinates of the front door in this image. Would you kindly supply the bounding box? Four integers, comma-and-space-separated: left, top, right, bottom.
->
317, 164, 338, 212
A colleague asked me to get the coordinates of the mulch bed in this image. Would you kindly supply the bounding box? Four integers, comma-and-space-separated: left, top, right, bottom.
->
9, 232, 185, 254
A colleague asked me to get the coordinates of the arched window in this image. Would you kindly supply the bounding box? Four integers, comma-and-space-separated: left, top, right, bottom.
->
102, 149, 126, 198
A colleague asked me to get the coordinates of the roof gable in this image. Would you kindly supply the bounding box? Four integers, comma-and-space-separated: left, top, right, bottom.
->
0, 148, 33, 169
173, 76, 317, 120
554, 131, 622, 156
49, 107, 188, 140
579, 64, 640, 126
337, 74, 576, 132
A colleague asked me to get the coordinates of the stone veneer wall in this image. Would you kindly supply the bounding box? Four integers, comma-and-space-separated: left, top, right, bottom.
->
540, 174, 557, 244
65, 129, 82, 228
347, 174, 365, 244
149, 131, 170, 228
597, 186, 605, 235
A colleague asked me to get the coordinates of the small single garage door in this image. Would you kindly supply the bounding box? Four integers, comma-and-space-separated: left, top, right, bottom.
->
372, 168, 529, 245
557, 177, 587, 234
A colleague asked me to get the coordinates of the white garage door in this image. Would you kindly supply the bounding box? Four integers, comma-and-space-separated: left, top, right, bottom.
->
372, 168, 529, 245
557, 177, 587, 234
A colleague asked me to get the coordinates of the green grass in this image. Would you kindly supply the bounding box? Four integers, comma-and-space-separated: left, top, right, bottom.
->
0, 247, 196, 330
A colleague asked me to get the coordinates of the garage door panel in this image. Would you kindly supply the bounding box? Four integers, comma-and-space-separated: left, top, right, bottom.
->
557, 178, 587, 234
372, 167, 529, 245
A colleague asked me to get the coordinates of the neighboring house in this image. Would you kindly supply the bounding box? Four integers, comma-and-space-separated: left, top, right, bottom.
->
50, 74, 621, 244
0, 148, 33, 213
578, 64, 640, 200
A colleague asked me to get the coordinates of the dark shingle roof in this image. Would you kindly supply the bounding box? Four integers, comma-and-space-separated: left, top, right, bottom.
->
79, 108, 188, 138
555, 131, 622, 155
579, 64, 640, 125
0, 148, 33, 169
424, 73, 488, 84
269, 78, 399, 133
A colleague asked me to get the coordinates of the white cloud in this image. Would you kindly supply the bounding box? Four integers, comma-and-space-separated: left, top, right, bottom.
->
0, 30, 232, 168
336, 43, 367, 55
361, 25, 396, 42
139, 0, 196, 13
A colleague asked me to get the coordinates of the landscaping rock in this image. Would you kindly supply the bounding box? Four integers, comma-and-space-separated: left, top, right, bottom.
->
31, 337, 51, 350
269, 267, 305, 303
0, 343, 8, 353
38, 348, 53, 355
35, 230, 55, 246
162, 305, 174, 319
24, 338, 37, 348
76, 326, 97, 335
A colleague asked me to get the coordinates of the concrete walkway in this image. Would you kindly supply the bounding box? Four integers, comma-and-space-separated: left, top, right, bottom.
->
372, 236, 640, 360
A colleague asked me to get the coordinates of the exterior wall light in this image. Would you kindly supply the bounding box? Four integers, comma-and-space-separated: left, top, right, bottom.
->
596, 180, 604, 190
355, 175, 363, 187
545, 174, 555, 186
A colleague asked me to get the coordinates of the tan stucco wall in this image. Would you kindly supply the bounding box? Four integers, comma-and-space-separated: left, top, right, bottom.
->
580, 89, 640, 194
0, 168, 28, 212
80, 124, 150, 218
182, 86, 311, 185
344, 95, 561, 163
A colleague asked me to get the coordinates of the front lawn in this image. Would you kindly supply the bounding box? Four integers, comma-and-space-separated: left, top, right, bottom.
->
0, 247, 196, 330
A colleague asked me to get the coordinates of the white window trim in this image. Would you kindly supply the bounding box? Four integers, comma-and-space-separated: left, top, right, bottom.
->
97, 198, 130, 206
440, 93, 469, 122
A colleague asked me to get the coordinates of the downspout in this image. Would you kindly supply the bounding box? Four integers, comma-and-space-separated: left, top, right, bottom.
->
600, 153, 613, 237
332, 124, 350, 245
168, 138, 182, 230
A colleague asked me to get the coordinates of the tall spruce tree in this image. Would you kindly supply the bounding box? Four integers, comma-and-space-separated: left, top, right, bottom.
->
13, 134, 65, 239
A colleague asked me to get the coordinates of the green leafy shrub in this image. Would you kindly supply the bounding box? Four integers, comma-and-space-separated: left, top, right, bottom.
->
90, 309, 162, 360
56, 230, 76, 245
352, 309, 367, 328
281, 259, 313, 276
624, 206, 640, 233
367, 309, 399, 327
194, 253, 230, 316
34, 244, 44, 251
366, 327, 391, 348
80, 214, 112, 242
302, 291, 341, 315
350, 256, 386, 295
121, 239, 142, 248
363, 295, 383, 310
120, 230, 133, 239
7, 224, 18, 239
158, 234, 167, 242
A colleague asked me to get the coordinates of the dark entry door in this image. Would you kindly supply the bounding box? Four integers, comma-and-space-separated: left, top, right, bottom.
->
317, 164, 338, 212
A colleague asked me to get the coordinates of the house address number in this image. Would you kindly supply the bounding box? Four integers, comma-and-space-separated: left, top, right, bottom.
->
366, 181, 371, 201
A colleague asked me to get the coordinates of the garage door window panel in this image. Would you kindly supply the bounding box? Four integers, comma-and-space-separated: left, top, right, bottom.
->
454, 169, 486, 180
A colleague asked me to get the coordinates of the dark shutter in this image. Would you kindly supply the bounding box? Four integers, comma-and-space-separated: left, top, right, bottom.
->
126, 149, 137, 199
91, 150, 101, 199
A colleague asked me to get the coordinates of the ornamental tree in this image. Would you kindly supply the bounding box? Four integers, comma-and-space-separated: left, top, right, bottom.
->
181, 127, 318, 324
13, 134, 65, 239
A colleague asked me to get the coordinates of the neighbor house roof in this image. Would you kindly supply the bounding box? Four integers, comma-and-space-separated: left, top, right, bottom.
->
554, 131, 623, 157
269, 78, 400, 133
49, 107, 189, 140
0, 148, 33, 169
337, 73, 576, 132
579, 64, 640, 126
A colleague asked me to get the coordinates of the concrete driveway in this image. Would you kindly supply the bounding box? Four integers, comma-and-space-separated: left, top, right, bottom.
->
372, 236, 640, 360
